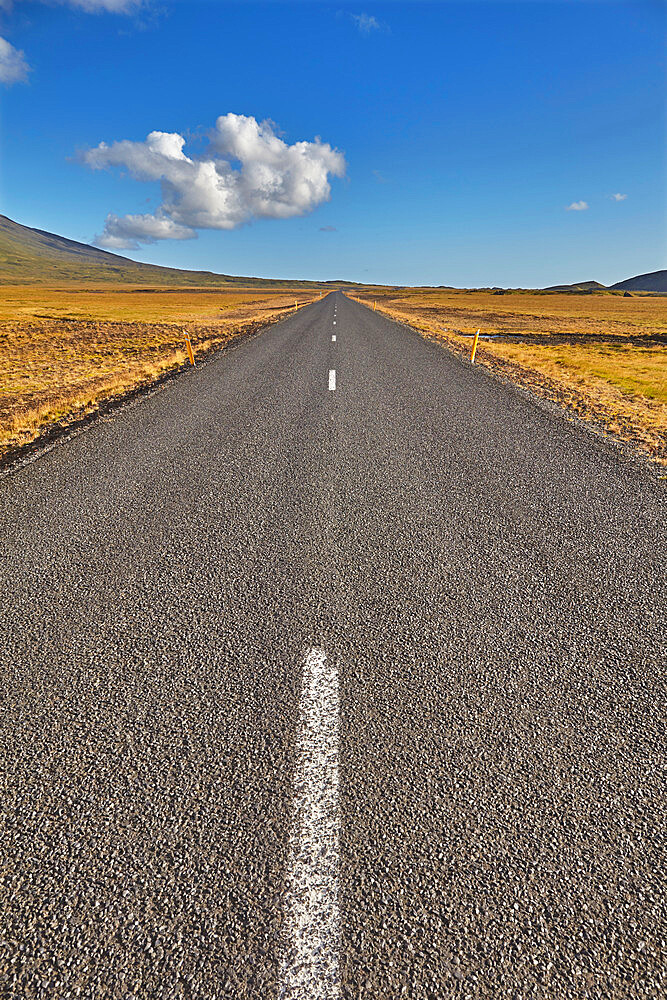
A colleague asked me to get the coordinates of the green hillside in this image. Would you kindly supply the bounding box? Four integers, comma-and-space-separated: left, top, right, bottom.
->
0, 214, 316, 287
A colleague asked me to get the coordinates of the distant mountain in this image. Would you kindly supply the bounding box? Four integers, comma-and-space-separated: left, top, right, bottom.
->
4, 213, 664, 293
543, 280, 607, 292
610, 270, 667, 293
0, 214, 315, 287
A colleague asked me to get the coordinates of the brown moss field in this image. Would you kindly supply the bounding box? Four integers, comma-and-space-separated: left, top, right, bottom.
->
354, 287, 667, 463
0, 284, 320, 459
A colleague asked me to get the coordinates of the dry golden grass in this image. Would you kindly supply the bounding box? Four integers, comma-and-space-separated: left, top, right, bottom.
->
354, 288, 667, 462
0, 284, 315, 324
1, 285, 320, 458
355, 287, 666, 337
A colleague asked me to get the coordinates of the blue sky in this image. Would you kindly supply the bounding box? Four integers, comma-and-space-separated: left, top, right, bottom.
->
1, 0, 664, 286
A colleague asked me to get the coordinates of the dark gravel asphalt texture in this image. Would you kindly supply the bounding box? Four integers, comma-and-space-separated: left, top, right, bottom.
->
1, 292, 664, 999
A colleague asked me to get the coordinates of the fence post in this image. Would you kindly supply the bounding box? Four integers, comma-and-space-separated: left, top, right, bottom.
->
470, 329, 481, 363
184, 331, 195, 366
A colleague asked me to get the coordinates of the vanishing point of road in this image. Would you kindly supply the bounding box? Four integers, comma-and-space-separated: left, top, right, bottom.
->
1, 293, 664, 999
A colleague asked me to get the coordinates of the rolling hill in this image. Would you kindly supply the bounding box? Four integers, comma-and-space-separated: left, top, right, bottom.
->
610, 270, 667, 293
0, 214, 315, 287
2, 212, 665, 293
543, 280, 606, 292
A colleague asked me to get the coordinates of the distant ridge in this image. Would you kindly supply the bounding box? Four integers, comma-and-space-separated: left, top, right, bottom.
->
2, 212, 665, 292
543, 271, 666, 294
543, 280, 606, 292
0, 214, 316, 287
610, 270, 667, 293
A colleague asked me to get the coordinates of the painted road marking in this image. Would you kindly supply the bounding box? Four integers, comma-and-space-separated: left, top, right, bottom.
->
329, 370, 336, 391
333, 321, 336, 325
280, 647, 340, 1000
332, 335, 336, 342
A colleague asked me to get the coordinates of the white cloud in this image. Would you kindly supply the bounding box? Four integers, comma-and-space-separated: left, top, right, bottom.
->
611, 192, 627, 201
351, 13, 380, 34
56, 0, 140, 11
81, 115, 346, 249
95, 213, 196, 250
0, 1, 138, 86
0, 36, 29, 84
566, 200, 589, 211
2, 0, 139, 11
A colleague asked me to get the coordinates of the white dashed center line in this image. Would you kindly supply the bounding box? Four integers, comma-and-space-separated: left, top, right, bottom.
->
331, 335, 336, 342
280, 647, 340, 1000
328, 370, 336, 391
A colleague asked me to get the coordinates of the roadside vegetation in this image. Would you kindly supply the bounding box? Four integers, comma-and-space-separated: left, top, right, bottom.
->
353, 288, 667, 463
4, 281, 666, 469
0, 285, 319, 461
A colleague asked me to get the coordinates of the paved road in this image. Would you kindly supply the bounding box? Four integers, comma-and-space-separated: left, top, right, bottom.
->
1, 292, 664, 999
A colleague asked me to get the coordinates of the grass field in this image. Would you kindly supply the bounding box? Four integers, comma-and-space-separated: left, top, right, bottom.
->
0, 285, 319, 459
4, 282, 666, 467
354, 288, 667, 463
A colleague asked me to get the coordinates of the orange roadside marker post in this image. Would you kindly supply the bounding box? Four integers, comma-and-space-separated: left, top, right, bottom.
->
184, 331, 195, 366
470, 329, 481, 364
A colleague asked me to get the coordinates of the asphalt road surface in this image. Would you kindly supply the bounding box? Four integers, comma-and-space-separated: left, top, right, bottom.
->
1, 292, 664, 1000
